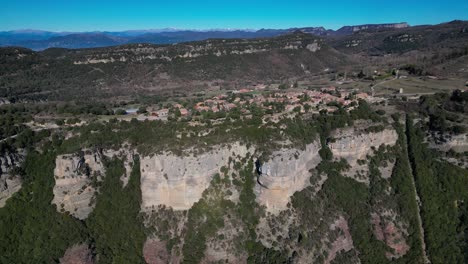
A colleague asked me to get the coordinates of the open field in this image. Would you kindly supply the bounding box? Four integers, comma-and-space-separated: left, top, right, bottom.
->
373, 77, 466, 96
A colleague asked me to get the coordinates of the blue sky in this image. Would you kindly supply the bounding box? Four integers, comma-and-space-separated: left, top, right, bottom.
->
1, 0, 467, 31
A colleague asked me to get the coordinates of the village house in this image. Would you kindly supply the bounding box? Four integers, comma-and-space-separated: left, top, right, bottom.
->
156, 109, 169, 117
194, 103, 210, 112
254, 84, 267, 90
356, 93, 369, 100
179, 108, 189, 116
233, 88, 251, 94
321, 86, 336, 92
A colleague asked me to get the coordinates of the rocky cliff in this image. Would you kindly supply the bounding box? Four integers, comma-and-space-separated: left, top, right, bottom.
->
52, 148, 135, 219
140, 139, 323, 213
71, 35, 324, 65
52, 152, 105, 219
437, 133, 468, 152
329, 128, 398, 183
256, 141, 321, 212
51, 128, 398, 217
336, 23, 409, 35
140, 143, 251, 211
0, 150, 24, 207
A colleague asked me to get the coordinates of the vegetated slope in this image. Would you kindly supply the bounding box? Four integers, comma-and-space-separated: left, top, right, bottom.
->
0, 96, 467, 262
0, 32, 351, 101
334, 22, 409, 36
406, 116, 468, 264
86, 157, 146, 263
0, 151, 87, 263
330, 20, 468, 55
0, 23, 391, 50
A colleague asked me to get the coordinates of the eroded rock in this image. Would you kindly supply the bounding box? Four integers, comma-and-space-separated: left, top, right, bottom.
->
255, 141, 321, 212
324, 216, 355, 264
52, 152, 105, 219
143, 239, 176, 264
60, 244, 94, 264
0, 150, 24, 207
140, 143, 250, 211
329, 128, 398, 183
371, 212, 409, 259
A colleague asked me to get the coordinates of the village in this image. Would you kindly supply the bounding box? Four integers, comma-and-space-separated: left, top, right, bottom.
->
127, 85, 381, 122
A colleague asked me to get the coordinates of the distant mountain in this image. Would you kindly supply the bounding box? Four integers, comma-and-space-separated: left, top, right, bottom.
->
12, 33, 128, 50
335, 22, 409, 35
1, 20, 468, 101
0, 22, 414, 50
0, 31, 350, 100
330, 20, 468, 55
0, 30, 65, 45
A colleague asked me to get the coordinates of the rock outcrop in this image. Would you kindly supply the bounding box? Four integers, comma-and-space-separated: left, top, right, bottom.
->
60, 244, 94, 264
143, 239, 174, 264
52, 152, 105, 219
371, 211, 410, 259
71, 35, 324, 65
140, 143, 250, 211
255, 141, 321, 212
329, 128, 398, 183
0, 150, 24, 207
52, 148, 138, 219
324, 216, 355, 264
336, 23, 409, 35
436, 133, 468, 152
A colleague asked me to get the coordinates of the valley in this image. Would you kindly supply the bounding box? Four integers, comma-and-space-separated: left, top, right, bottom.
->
0, 19, 467, 264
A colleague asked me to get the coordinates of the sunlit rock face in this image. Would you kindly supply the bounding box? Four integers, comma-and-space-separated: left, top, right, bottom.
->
140, 143, 250, 211
435, 133, 468, 152
0, 150, 24, 207
328, 128, 398, 183
329, 128, 398, 164
60, 244, 95, 264
52, 152, 105, 219
256, 141, 321, 212
52, 148, 136, 219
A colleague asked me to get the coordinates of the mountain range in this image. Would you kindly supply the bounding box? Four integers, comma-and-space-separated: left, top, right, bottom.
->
0, 22, 410, 50
1, 20, 467, 102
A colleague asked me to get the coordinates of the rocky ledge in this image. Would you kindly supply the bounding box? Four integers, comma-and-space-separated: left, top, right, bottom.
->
328, 128, 398, 183
0, 150, 24, 207
140, 143, 251, 211
255, 141, 321, 212
52, 152, 105, 219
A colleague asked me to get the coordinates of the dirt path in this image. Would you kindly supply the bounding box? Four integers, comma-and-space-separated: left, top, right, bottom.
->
371, 77, 397, 92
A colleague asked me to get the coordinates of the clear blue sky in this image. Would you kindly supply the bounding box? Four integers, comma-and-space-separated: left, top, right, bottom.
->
1, 0, 467, 31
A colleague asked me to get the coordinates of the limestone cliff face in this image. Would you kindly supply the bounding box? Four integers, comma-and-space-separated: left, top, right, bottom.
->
337, 23, 409, 35
52, 152, 105, 219
439, 134, 468, 152
140, 143, 250, 211
329, 128, 398, 183
72, 36, 324, 65
0, 150, 24, 207
52, 129, 397, 215
256, 141, 321, 212
329, 128, 397, 163
52, 148, 135, 219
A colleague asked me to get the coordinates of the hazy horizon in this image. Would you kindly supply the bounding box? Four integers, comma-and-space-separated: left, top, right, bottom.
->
2, 0, 468, 32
